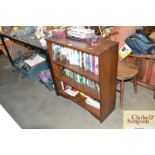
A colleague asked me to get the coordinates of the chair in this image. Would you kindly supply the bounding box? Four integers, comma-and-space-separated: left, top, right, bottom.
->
117, 61, 138, 108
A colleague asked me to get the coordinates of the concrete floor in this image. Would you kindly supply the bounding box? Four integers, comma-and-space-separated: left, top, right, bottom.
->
0, 55, 155, 128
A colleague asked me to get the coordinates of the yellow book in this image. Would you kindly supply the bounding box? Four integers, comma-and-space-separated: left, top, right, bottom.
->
119, 44, 132, 59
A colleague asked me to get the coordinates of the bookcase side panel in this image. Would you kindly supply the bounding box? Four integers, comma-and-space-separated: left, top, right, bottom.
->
99, 43, 118, 122
47, 41, 62, 95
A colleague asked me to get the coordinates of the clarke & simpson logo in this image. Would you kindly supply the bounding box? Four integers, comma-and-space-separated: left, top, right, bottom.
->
123, 111, 155, 129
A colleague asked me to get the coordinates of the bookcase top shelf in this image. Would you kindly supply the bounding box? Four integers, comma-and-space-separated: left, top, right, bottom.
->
45, 36, 118, 56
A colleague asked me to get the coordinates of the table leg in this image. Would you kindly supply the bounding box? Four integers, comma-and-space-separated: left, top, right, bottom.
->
0, 34, 13, 66
120, 80, 124, 109
133, 76, 137, 94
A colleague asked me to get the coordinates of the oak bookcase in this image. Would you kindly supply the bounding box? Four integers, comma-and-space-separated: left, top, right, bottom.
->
46, 37, 118, 122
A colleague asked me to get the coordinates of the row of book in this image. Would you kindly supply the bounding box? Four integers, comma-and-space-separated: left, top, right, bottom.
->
62, 68, 100, 91
52, 44, 99, 74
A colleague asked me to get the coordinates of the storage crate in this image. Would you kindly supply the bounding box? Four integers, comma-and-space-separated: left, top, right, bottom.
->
13, 50, 49, 78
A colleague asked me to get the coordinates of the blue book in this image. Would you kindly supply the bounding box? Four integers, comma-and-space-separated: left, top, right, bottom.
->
74, 73, 78, 82
86, 54, 89, 71
87, 54, 90, 71
52, 44, 61, 60
92, 56, 95, 73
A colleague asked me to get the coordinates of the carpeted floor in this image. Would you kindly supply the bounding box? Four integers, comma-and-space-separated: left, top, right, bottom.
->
0, 56, 155, 128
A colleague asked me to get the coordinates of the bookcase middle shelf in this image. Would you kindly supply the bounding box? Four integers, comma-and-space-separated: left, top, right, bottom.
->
57, 75, 100, 100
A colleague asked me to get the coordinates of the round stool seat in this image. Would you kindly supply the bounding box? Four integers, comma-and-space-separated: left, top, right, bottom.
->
117, 61, 139, 108
117, 61, 138, 80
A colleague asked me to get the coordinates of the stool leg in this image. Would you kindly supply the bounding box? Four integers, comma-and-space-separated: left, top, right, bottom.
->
133, 76, 137, 94
120, 80, 124, 109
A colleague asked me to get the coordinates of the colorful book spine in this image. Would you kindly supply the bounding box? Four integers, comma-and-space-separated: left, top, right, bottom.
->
53, 44, 99, 75
62, 68, 100, 91
92, 56, 95, 73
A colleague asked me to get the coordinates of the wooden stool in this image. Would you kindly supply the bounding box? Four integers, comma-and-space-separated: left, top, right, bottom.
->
117, 61, 138, 108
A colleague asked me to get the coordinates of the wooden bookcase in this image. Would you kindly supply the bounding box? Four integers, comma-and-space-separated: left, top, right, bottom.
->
45, 37, 118, 122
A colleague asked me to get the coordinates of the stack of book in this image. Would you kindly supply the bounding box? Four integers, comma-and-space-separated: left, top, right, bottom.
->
52, 44, 99, 74
24, 53, 46, 68
61, 82, 79, 97
38, 69, 54, 91
14, 52, 46, 72
62, 68, 100, 91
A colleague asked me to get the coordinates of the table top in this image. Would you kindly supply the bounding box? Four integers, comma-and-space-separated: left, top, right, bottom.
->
0, 32, 48, 51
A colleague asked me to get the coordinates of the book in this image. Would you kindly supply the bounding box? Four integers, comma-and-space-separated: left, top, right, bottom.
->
52, 44, 61, 61
61, 82, 79, 97
92, 56, 95, 73
119, 44, 132, 59
85, 97, 100, 109
24, 54, 46, 68
95, 56, 99, 74
64, 88, 79, 97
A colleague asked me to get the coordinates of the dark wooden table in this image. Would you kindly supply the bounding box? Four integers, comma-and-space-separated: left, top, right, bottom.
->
0, 32, 48, 65
0, 32, 58, 94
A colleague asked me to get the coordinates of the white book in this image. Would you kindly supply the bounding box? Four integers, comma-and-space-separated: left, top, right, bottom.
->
39, 38, 47, 47
79, 52, 82, 67
86, 97, 100, 109
66, 48, 70, 61
70, 49, 73, 64
95, 56, 99, 74
24, 54, 46, 68
64, 88, 79, 97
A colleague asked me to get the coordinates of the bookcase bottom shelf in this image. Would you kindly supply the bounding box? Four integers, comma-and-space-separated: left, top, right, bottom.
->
59, 90, 100, 119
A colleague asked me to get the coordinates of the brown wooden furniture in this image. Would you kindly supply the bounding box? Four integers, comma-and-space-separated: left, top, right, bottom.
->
143, 26, 155, 35
45, 37, 118, 122
126, 53, 155, 98
117, 61, 138, 108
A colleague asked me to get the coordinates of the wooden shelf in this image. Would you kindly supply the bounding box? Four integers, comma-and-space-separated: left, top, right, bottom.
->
57, 75, 100, 100
54, 60, 99, 83
59, 90, 100, 118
